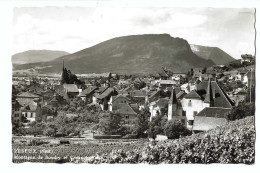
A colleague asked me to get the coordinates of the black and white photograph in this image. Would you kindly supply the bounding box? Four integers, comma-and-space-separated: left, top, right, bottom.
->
2, 0, 257, 167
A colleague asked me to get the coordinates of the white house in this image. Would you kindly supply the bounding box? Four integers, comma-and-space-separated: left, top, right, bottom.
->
181, 79, 234, 130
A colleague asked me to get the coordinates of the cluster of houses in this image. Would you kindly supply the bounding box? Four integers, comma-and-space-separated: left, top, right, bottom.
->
12, 59, 255, 133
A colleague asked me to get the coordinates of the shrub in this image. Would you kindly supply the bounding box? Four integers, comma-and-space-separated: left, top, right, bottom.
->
59, 140, 70, 145
227, 102, 255, 121
30, 139, 49, 146
164, 120, 191, 139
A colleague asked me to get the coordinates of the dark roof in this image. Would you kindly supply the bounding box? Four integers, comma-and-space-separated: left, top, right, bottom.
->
115, 103, 138, 115
175, 87, 181, 94
97, 86, 109, 93
176, 91, 186, 100
97, 88, 115, 100
79, 86, 97, 97
196, 107, 231, 118
154, 98, 169, 108
115, 94, 131, 102
63, 84, 79, 93
42, 105, 54, 111
148, 90, 161, 102
196, 80, 234, 108
27, 84, 44, 92
17, 92, 40, 98
184, 90, 201, 99
169, 89, 177, 104
20, 102, 37, 111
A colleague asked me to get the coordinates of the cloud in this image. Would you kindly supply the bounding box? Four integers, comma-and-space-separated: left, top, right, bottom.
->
13, 7, 255, 59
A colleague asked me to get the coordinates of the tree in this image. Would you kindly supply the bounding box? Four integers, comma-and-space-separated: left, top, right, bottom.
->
148, 113, 167, 140
27, 121, 45, 137
227, 102, 255, 121
134, 108, 150, 138
164, 120, 191, 139
99, 112, 123, 135
202, 67, 207, 74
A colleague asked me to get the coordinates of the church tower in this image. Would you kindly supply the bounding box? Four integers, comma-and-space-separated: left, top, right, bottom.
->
203, 78, 214, 108
168, 88, 177, 121
61, 58, 66, 84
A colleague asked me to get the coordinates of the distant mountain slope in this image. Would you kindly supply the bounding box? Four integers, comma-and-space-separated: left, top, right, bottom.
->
190, 45, 235, 65
12, 50, 70, 64
14, 34, 215, 74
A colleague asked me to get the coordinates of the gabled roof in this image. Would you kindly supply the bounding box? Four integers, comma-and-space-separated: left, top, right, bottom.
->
160, 67, 169, 77
63, 84, 79, 93
204, 79, 213, 104
97, 88, 115, 100
79, 86, 97, 97
176, 91, 186, 100
130, 90, 147, 97
115, 103, 138, 115
97, 86, 109, 93
196, 107, 231, 118
42, 104, 54, 111
196, 80, 234, 108
169, 89, 177, 104
184, 90, 201, 99
148, 90, 161, 102
20, 102, 37, 111
111, 94, 131, 103
154, 98, 169, 108
17, 92, 40, 98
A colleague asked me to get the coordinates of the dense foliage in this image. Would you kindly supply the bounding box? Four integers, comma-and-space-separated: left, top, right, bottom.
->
148, 114, 167, 139
227, 102, 255, 121
164, 120, 191, 139
74, 116, 255, 164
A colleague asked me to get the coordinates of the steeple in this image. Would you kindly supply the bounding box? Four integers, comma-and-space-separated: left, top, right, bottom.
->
169, 88, 177, 104
204, 78, 213, 105
168, 88, 177, 121
61, 58, 66, 84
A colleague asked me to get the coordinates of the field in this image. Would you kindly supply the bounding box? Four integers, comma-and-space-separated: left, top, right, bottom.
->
12, 116, 255, 164
12, 138, 148, 163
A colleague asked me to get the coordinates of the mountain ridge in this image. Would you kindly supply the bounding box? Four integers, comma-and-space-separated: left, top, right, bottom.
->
12, 50, 70, 64
13, 34, 216, 74
190, 44, 235, 65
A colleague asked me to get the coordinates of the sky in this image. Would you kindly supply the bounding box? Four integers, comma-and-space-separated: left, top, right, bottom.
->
13, 7, 255, 59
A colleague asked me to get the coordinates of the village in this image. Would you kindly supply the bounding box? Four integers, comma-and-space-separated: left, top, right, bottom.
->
11, 53, 255, 140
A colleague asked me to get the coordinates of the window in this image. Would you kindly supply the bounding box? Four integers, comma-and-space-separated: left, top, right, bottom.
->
25, 113, 27, 117
188, 100, 192, 107
125, 115, 129, 119
182, 111, 186, 117
181, 119, 185, 124
193, 111, 198, 116
188, 120, 194, 126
